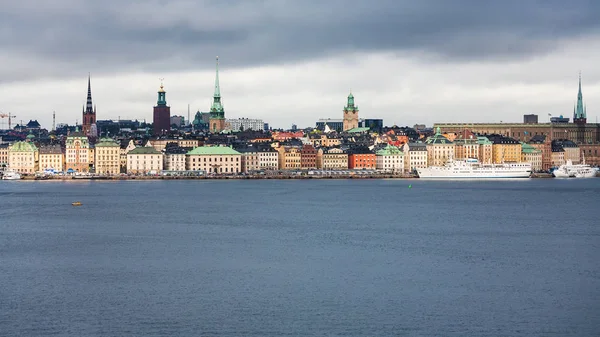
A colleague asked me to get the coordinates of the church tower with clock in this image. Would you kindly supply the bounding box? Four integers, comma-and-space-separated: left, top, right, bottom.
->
342, 92, 359, 131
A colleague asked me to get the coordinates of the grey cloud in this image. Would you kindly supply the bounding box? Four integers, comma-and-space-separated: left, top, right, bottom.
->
1, 0, 599, 82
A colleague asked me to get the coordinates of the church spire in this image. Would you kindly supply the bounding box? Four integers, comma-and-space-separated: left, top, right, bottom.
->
574, 72, 587, 123
85, 73, 93, 114
214, 56, 221, 98
210, 56, 224, 116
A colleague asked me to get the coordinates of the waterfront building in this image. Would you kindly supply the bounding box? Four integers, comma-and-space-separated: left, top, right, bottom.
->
300, 144, 318, 169
38, 145, 64, 172
120, 139, 137, 173
453, 131, 480, 160
477, 136, 493, 164
95, 138, 120, 175
0, 144, 8, 168
186, 146, 241, 174
317, 147, 348, 170
65, 128, 90, 172
343, 92, 359, 131
127, 146, 163, 174
402, 142, 428, 172
528, 135, 552, 171
257, 146, 279, 170
153, 81, 171, 136
487, 134, 521, 163
521, 143, 543, 172
276, 146, 301, 170
8, 141, 38, 174
82, 75, 97, 136
226, 118, 265, 131
553, 139, 580, 164
551, 143, 565, 167
375, 144, 404, 173
425, 127, 454, 167
209, 57, 226, 133
163, 145, 188, 171
239, 148, 260, 173
348, 147, 376, 169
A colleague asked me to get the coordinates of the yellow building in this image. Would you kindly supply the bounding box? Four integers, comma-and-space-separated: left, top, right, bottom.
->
127, 146, 164, 175
8, 140, 38, 174
95, 138, 120, 175
186, 146, 241, 174
425, 127, 454, 166
38, 145, 64, 172
276, 146, 301, 170
488, 135, 521, 163
317, 147, 348, 169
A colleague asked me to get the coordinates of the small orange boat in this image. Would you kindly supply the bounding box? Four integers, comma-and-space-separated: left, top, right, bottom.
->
71, 202, 82, 206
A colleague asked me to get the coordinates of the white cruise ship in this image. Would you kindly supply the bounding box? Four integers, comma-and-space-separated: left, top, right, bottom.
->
2, 169, 22, 180
417, 158, 532, 179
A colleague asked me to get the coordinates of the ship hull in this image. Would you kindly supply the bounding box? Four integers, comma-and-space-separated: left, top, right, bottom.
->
417, 170, 531, 179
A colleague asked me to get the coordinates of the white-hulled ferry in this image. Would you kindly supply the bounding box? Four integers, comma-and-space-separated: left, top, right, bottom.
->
417, 158, 532, 179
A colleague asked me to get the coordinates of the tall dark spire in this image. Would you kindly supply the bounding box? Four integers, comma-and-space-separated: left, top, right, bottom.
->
85, 73, 93, 114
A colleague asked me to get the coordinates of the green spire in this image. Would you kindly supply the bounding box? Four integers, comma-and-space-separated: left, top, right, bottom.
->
157, 78, 167, 106
344, 91, 357, 111
574, 72, 586, 120
436, 126, 441, 135
210, 56, 224, 117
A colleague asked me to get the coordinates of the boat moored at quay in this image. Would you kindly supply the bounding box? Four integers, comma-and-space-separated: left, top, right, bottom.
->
417, 158, 532, 179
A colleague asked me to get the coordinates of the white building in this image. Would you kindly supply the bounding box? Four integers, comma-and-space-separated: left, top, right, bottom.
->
127, 146, 163, 174
164, 147, 187, 171
375, 144, 404, 173
258, 147, 279, 170
226, 118, 265, 131
402, 142, 428, 172
186, 146, 241, 174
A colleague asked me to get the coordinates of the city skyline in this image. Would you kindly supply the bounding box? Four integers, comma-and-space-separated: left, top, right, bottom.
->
1, 1, 600, 129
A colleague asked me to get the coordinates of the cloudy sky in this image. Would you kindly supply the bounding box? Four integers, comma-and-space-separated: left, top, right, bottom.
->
1, 0, 599, 129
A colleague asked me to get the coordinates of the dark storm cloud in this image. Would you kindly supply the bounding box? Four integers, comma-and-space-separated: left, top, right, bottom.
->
1, 0, 599, 81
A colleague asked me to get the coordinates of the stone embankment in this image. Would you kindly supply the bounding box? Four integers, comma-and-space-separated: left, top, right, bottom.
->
25, 174, 418, 181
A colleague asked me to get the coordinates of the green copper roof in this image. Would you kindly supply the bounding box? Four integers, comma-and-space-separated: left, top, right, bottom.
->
187, 146, 241, 156
477, 136, 492, 145
128, 146, 161, 155
574, 72, 586, 120
9, 141, 38, 153
346, 127, 370, 133
376, 144, 403, 156
521, 142, 541, 154
425, 128, 452, 144
345, 92, 357, 110
95, 138, 120, 147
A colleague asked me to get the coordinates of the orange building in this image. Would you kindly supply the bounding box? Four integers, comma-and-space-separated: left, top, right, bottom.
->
300, 144, 317, 169
348, 147, 376, 169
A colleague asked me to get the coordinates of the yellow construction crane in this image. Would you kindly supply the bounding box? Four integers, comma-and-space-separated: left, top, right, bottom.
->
0, 112, 16, 129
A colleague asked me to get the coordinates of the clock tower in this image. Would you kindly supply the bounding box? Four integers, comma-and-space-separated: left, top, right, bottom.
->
343, 92, 359, 131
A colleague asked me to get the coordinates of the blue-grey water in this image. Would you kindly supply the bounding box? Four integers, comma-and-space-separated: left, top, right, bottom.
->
1, 179, 599, 336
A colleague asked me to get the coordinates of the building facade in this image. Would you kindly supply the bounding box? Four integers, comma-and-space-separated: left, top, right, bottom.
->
95, 138, 120, 175
317, 147, 348, 170
153, 82, 171, 136
65, 128, 90, 172
258, 147, 279, 170
300, 144, 318, 169
38, 145, 63, 172
402, 142, 428, 172
127, 146, 164, 174
348, 147, 376, 169
8, 141, 38, 174
186, 146, 241, 174
425, 127, 454, 167
226, 118, 264, 131
521, 143, 543, 172
342, 93, 359, 131
0, 144, 9, 168
376, 144, 404, 173
163, 146, 188, 171
276, 146, 301, 170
